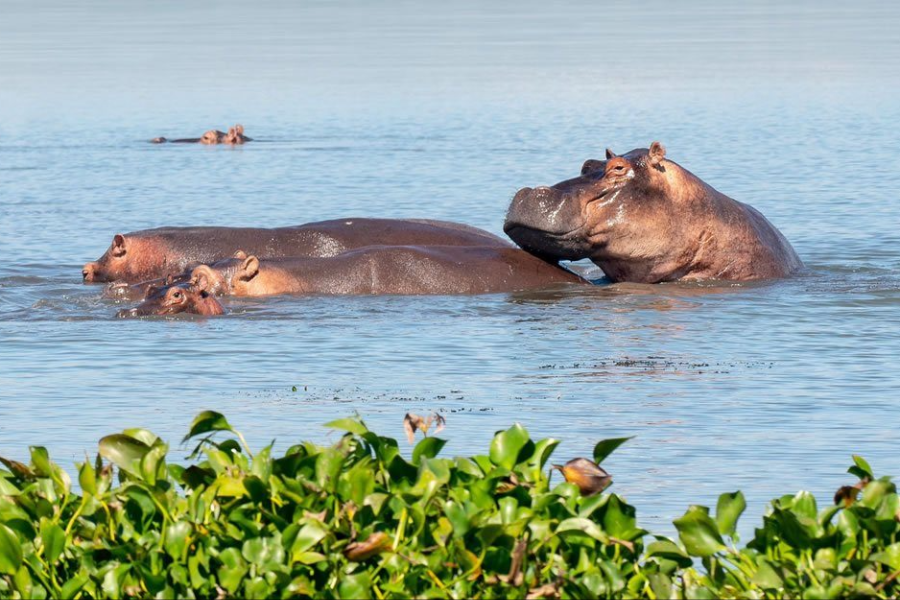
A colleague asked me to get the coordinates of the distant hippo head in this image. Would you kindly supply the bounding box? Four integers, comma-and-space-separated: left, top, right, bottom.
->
83, 233, 168, 283
504, 142, 801, 282
117, 283, 224, 318
200, 130, 227, 145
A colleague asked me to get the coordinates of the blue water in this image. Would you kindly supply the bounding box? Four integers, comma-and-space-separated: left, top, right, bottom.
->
2, 0, 899, 537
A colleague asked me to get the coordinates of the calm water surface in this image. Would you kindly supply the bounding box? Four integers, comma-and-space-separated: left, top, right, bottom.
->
2, 1, 899, 537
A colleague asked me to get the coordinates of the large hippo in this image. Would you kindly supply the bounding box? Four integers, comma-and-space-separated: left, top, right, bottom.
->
150, 124, 251, 145
83, 218, 511, 284
504, 142, 802, 283
119, 246, 586, 317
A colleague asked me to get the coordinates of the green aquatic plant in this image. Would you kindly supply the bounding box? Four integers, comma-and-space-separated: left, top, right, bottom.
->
0, 412, 896, 599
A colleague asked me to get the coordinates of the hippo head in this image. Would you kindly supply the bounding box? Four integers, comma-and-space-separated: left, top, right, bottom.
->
117, 283, 224, 318
200, 129, 226, 145
223, 124, 250, 145
504, 142, 702, 282
83, 233, 164, 283
190, 251, 262, 296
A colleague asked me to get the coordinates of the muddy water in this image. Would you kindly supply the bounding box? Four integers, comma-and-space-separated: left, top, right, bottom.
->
2, 0, 899, 536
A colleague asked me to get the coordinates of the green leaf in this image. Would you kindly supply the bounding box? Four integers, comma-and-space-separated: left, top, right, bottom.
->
60, 571, 90, 599
489, 423, 531, 470
98, 434, 151, 476
646, 539, 693, 568
315, 447, 345, 491
217, 547, 247, 594
593, 437, 633, 464
673, 506, 725, 557
715, 491, 746, 537
849, 455, 874, 480
338, 572, 372, 599
183, 411, 234, 442
77, 460, 97, 496
602, 494, 637, 538
751, 559, 784, 589
165, 521, 192, 560
39, 519, 65, 564
527, 438, 561, 472
324, 418, 369, 435
291, 522, 328, 559
0, 523, 23, 575
648, 573, 673, 599
557, 517, 609, 543
412, 437, 446, 465
29, 446, 53, 478
871, 542, 900, 570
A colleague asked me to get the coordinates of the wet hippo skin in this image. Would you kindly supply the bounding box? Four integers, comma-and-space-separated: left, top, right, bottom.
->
83, 218, 511, 284
120, 245, 587, 317
504, 142, 802, 283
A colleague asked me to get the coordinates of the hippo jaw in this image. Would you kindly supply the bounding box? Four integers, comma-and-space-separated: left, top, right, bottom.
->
503, 186, 595, 261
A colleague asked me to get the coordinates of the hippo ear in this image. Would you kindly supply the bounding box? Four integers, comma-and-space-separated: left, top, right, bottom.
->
237, 256, 260, 282
111, 234, 127, 257
648, 141, 666, 167
191, 265, 216, 293
581, 159, 605, 176
605, 148, 617, 160
233, 250, 248, 260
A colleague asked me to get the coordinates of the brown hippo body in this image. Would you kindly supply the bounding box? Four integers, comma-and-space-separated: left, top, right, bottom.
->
84, 218, 511, 284
120, 245, 586, 316
504, 142, 802, 283
151, 124, 251, 145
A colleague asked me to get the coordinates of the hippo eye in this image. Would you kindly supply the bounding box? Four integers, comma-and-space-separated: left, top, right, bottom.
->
172, 290, 183, 300
613, 164, 626, 172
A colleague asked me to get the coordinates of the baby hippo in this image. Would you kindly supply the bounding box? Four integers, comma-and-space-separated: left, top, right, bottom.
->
117, 283, 224, 318
122, 246, 586, 316
150, 124, 251, 145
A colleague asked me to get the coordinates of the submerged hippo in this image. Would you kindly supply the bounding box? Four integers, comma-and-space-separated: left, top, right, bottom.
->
504, 142, 802, 283
83, 218, 510, 284
120, 282, 225, 317
119, 246, 586, 317
150, 124, 251, 145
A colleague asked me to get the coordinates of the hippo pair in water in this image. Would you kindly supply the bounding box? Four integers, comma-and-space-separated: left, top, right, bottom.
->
83, 219, 584, 316
150, 124, 251, 145
84, 142, 802, 317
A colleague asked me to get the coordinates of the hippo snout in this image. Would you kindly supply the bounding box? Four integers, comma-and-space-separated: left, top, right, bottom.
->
116, 307, 141, 318
504, 186, 591, 260
83, 262, 99, 283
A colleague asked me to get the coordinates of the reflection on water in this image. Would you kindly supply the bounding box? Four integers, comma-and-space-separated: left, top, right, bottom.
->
2, 1, 900, 537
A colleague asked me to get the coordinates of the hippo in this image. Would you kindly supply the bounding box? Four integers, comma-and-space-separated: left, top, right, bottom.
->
150, 124, 251, 145
118, 245, 587, 317
83, 218, 511, 284
504, 142, 802, 283
120, 282, 225, 317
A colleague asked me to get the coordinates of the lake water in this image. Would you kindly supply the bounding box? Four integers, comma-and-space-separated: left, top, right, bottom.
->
2, 0, 899, 538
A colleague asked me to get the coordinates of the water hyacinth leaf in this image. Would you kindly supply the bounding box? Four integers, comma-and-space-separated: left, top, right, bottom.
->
791, 490, 818, 520
0, 523, 23, 575
674, 506, 726, 557
557, 517, 609, 543
751, 559, 784, 589
338, 572, 372, 600
39, 519, 65, 564
60, 571, 90, 599
648, 573, 673, 599
98, 434, 151, 476
315, 447, 345, 491
646, 539, 693, 568
291, 522, 328, 557
489, 423, 531, 470
140, 442, 168, 486
527, 438, 561, 472
593, 436, 633, 464
77, 460, 97, 496
871, 542, 900, 570
862, 478, 894, 509
122, 428, 159, 448
715, 491, 746, 537
183, 410, 234, 442
165, 521, 192, 560
217, 547, 247, 594
849, 455, 874, 480
412, 436, 446, 465
29, 446, 53, 478
324, 417, 369, 435
603, 494, 637, 538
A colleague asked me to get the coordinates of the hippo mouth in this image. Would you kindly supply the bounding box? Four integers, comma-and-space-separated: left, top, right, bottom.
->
503, 223, 592, 261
